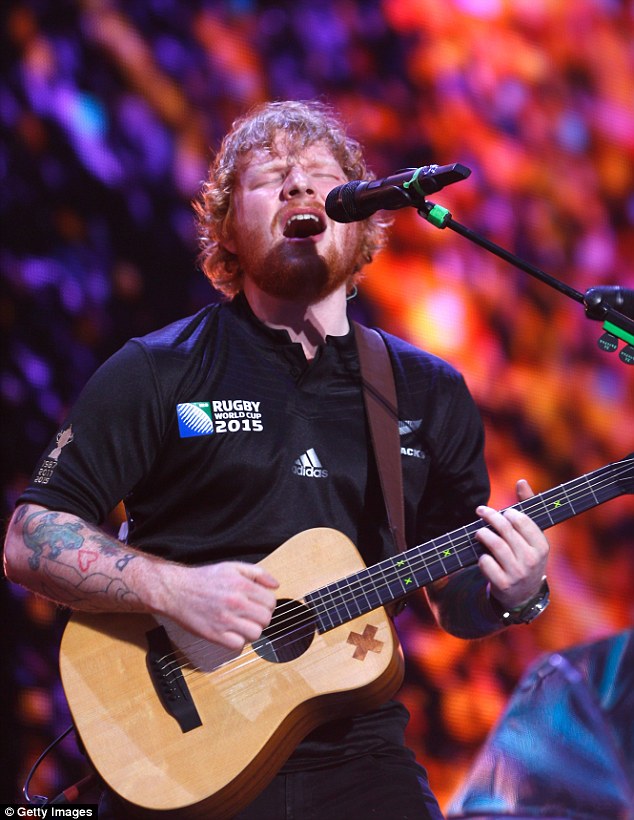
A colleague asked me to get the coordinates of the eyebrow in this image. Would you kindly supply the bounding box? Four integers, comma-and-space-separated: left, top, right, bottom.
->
247, 153, 343, 174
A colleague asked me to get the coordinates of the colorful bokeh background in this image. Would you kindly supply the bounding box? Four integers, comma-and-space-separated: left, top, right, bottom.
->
2, 0, 633, 811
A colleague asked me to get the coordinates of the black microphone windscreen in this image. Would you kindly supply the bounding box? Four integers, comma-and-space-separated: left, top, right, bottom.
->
325, 180, 364, 223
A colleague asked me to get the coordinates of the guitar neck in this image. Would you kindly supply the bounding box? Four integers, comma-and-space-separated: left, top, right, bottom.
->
306, 456, 633, 633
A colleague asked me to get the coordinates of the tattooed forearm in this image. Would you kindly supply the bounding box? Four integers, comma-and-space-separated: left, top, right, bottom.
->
5, 504, 153, 616
41, 561, 142, 610
22, 509, 137, 573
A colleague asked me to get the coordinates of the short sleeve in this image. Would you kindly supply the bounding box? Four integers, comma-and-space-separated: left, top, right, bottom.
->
18, 340, 166, 524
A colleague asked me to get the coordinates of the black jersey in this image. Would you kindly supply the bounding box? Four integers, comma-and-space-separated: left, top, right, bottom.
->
19, 292, 490, 768
21, 293, 489, 561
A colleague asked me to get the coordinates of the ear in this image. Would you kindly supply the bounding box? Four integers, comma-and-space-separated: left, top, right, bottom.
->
220, 230, 237, 254
219, 209, 237, 254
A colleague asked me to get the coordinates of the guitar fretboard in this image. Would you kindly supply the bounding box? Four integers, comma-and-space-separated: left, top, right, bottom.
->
305, 457, 633, 633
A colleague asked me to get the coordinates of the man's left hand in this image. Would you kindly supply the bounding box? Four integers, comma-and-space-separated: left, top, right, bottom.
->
476, 479, 550, 610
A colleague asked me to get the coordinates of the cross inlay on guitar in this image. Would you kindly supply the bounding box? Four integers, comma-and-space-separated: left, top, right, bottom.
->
347, 624, 385, 660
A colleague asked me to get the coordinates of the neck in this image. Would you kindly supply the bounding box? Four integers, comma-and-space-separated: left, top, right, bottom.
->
243, 282, 350, 359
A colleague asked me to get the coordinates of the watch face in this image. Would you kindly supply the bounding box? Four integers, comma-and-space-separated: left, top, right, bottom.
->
515, 580, 550, 623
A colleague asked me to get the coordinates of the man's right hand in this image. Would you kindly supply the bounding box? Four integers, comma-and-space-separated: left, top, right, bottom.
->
153, 560, 279, 651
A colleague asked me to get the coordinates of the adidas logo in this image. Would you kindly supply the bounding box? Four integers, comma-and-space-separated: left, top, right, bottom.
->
292, 448, 329, 479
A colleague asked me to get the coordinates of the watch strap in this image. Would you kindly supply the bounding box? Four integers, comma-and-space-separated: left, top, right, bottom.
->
489, 577, 550, 625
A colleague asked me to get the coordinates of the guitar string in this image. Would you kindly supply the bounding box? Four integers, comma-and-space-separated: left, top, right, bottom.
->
158, 463, 631, 682
154, 463, 632, 692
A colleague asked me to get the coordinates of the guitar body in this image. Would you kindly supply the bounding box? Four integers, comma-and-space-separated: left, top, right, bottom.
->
60, 528, 404, 818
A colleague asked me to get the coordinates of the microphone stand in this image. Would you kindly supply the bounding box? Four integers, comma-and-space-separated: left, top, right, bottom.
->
417, 200, 634, 365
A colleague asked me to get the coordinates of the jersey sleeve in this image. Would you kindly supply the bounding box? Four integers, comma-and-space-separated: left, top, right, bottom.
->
17, 339, 166, 525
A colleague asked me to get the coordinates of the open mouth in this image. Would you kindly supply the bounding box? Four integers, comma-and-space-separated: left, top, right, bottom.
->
282, 212, 326, 239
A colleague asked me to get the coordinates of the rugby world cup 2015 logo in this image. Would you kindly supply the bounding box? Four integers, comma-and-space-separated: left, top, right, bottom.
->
176, 402, 214, 438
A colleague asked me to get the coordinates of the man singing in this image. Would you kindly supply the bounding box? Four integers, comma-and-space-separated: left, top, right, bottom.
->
4, 100, 550, 819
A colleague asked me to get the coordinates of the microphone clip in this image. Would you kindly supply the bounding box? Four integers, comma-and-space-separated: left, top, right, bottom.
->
584, 286, 634, 365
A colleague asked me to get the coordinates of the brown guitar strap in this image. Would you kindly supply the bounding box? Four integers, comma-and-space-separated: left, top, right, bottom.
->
353, 322, 406, 557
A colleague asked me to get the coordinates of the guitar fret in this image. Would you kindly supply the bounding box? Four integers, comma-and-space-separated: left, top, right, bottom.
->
359, 567, 385, 612
465, 523, 484, 563
306, 589, 332, 632
585, 473, 600, 507
314, 573, 374, 631
432, 542, 448, 577
451, 532, 466, 567
323, 586, 342, 631
342, 568, 380, 619
432, 532, 466, 577
560, 481, 576, 516
537, 491, 557, 527
533, 476, 595, 528
375, 560, 409, 602
414, 544, 443, 585
545, 481, 578, 524
333, 580, 354, 624
396, 554, 420, 596
322, 585, 340, 629
315, 586, 340, 630
354, 567, 376, 612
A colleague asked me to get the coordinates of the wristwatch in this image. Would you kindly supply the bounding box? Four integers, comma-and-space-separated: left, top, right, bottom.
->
489, 577, 550, 625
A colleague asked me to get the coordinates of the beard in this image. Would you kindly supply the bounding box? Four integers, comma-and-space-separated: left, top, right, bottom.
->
236, 235, 360, 302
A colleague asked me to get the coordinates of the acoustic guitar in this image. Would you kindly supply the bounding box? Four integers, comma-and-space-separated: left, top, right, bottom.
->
59, 455, 633, 818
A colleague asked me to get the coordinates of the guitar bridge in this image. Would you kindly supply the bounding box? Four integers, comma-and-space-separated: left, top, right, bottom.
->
146, 625, 202, 732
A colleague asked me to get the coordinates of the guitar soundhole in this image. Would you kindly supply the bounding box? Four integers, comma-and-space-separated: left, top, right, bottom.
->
253, 598, 316, 664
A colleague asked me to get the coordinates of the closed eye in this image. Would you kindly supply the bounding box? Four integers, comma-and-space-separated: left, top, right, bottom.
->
250, 173, 285, 189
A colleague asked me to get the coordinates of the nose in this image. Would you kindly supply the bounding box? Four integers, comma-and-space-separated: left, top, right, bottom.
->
281, 166, 315, 200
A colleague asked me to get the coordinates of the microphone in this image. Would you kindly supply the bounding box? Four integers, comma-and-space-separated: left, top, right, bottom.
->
325, 162, 471, 223
584, 285, 634, 320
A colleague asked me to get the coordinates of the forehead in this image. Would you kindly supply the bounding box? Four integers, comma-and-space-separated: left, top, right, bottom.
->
238, 136, 344, 175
